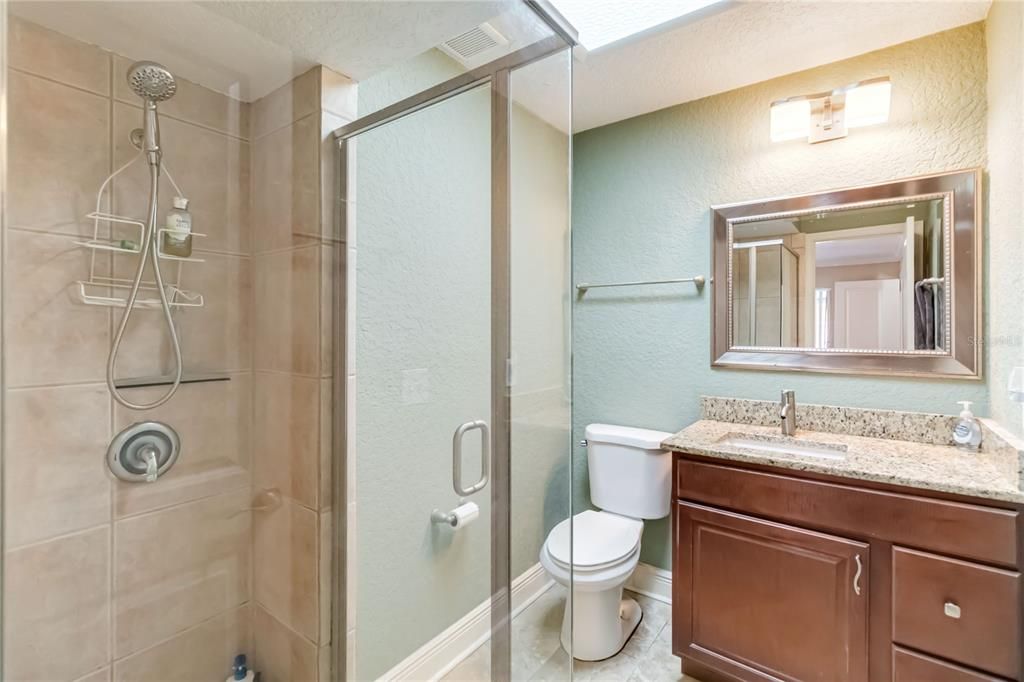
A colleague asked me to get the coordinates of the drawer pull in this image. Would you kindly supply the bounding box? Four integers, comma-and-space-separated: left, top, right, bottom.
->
853, 554, 863, 596
944, 602, 962, 619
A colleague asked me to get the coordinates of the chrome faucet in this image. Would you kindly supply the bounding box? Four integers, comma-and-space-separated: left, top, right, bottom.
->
780, 389, 797, 436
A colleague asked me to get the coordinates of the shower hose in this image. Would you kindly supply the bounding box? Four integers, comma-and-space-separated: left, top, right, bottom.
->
106, 161, 183, 410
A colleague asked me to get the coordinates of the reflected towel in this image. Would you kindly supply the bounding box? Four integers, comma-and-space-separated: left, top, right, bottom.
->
914, 281, 935, 350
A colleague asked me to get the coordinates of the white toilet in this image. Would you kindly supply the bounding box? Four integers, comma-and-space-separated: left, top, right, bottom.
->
539, 423, 673, 661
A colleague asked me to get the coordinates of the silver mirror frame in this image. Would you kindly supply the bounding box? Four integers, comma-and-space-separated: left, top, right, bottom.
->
711, 168, 982, 379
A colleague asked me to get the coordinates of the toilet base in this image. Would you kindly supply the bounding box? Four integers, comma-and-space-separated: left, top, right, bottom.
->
560, 591, 643, 661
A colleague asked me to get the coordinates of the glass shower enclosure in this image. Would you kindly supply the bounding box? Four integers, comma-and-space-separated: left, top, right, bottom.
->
332, 4, 575, 680
732, 240, 799, 347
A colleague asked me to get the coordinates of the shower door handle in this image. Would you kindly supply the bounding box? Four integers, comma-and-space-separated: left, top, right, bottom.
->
453, 420, 490, 496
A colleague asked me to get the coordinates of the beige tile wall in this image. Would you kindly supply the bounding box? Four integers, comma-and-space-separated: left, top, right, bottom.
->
249, 64, 356, 682
3, 16, 255, 682
4, 15, 356, 680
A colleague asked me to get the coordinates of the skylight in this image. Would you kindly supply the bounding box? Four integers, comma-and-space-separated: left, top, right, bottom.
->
551, 0, 724, 51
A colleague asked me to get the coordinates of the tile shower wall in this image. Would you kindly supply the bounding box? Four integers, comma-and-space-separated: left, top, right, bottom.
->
3, 15, 253, 681
572, 23, 990, 571
249, 65, 355, 682
2, 15, 355, 681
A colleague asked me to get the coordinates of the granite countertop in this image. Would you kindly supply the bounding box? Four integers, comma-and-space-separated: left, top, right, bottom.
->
663, 397, 1024, 504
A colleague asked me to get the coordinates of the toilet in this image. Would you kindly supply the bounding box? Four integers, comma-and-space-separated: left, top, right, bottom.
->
539, 423, 673, 661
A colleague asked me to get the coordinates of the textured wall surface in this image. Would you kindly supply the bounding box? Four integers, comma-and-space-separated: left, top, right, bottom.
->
353, 50, 571, 679
573, 23, 989, 570
355, 56, 492, 681
985, 1, 1024, 437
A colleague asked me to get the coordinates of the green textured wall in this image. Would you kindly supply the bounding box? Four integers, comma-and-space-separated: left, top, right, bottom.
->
572, 23, 990, 570
985, 1, 1024, 437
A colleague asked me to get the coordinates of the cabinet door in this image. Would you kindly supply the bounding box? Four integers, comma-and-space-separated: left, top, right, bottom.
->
674, 502, 869, 682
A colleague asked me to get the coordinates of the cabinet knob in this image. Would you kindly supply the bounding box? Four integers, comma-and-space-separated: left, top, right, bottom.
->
944, 602, 962, 619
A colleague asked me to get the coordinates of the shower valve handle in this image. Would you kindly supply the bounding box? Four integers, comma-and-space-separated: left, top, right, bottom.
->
141, 446, 159, 483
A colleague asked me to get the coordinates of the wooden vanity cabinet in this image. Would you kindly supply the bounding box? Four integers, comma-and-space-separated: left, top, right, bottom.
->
677, 502, 869, 682
672, 455, 1024, 682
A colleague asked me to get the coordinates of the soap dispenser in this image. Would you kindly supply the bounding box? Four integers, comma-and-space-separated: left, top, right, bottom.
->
952, 400, 982, 451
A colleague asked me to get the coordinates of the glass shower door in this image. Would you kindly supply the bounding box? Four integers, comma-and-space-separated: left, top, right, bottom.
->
349, 83, 496, 681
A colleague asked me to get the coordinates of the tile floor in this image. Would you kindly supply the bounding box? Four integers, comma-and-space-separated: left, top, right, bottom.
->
442, 586, 700, 681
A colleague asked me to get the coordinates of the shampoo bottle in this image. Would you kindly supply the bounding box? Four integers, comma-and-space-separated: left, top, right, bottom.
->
162, 196, 193, 258
952, 400, 982, 451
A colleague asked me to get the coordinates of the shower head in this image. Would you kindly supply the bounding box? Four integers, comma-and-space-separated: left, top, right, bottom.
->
126, 61, 177, 102
128, 61, 174, 163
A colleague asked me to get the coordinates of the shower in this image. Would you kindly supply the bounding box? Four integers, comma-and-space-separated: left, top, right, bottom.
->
107, 61, 183, 410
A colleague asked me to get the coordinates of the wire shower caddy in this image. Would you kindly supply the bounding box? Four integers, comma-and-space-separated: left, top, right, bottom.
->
72, 150, 206, 309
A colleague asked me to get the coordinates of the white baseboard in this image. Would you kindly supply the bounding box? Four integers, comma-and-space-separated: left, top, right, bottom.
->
626, 562, 673, 605
379, 562, 554, 682
378, 561, 672, 681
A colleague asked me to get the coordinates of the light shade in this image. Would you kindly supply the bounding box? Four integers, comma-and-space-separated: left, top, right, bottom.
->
770, 77, 891, 143
846, 79, 892, 129
770, 99, 812, 142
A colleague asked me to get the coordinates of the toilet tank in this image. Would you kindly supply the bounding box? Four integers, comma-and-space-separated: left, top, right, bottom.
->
585, 424, 674, 520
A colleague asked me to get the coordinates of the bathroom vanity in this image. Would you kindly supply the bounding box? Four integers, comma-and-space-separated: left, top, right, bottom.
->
667, 398, 1024, 682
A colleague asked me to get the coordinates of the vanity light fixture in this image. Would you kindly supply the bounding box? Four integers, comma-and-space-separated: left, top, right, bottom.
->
770, 76, 892, 144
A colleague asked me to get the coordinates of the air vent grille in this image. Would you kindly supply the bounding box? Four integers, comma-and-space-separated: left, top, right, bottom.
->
440, 23, 509, 64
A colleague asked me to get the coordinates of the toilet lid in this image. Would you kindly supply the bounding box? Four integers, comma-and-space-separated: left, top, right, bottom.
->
546, 510, 642, 568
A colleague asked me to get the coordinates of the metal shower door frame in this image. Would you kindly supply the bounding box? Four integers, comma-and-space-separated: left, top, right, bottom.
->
329, 3, 575, 680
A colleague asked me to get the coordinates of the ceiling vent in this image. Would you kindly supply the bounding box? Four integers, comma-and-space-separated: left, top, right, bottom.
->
439, 22, 509, 65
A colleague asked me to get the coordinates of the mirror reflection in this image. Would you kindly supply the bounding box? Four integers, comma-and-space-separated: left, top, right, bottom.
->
731, 198, 947, 351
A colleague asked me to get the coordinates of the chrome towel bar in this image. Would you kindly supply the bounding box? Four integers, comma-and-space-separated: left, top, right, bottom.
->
576, 275, 706, 294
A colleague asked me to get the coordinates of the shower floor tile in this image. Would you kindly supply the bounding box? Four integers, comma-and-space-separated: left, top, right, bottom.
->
442, 587, 700, 682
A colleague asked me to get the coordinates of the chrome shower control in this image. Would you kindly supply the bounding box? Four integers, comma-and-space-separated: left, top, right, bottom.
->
108, 421, 180, 483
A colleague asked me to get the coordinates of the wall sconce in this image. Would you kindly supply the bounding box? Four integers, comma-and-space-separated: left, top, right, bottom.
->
770, 76, 891, 144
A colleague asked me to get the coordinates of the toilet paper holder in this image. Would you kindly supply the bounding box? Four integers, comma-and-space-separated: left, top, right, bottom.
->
431, 498, 478, 528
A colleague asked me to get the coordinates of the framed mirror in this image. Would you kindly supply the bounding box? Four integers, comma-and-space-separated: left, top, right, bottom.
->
711, 168, 981, 378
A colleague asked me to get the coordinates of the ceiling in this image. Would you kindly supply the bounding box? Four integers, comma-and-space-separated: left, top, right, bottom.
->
9, 0, 515, 102
571, 0, 992, 131
11, 0, 992, 131
817, 234, 906, 268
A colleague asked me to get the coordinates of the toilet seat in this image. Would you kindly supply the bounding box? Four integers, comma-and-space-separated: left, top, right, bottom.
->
544, 510, 643, 571
539, 509, 646, 661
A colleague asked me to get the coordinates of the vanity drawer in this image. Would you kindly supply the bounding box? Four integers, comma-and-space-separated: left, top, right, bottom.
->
893, 547, 1021, 678
893, 647, 1008, 682
675, 458, 1019, 566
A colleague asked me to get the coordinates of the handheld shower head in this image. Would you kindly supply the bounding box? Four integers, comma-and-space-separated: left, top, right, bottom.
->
109, 59, 185, 410
126, 61, 175, 163
127, 61, 177, 102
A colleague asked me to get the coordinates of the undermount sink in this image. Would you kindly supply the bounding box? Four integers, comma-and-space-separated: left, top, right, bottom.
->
715, 433, 849, 461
